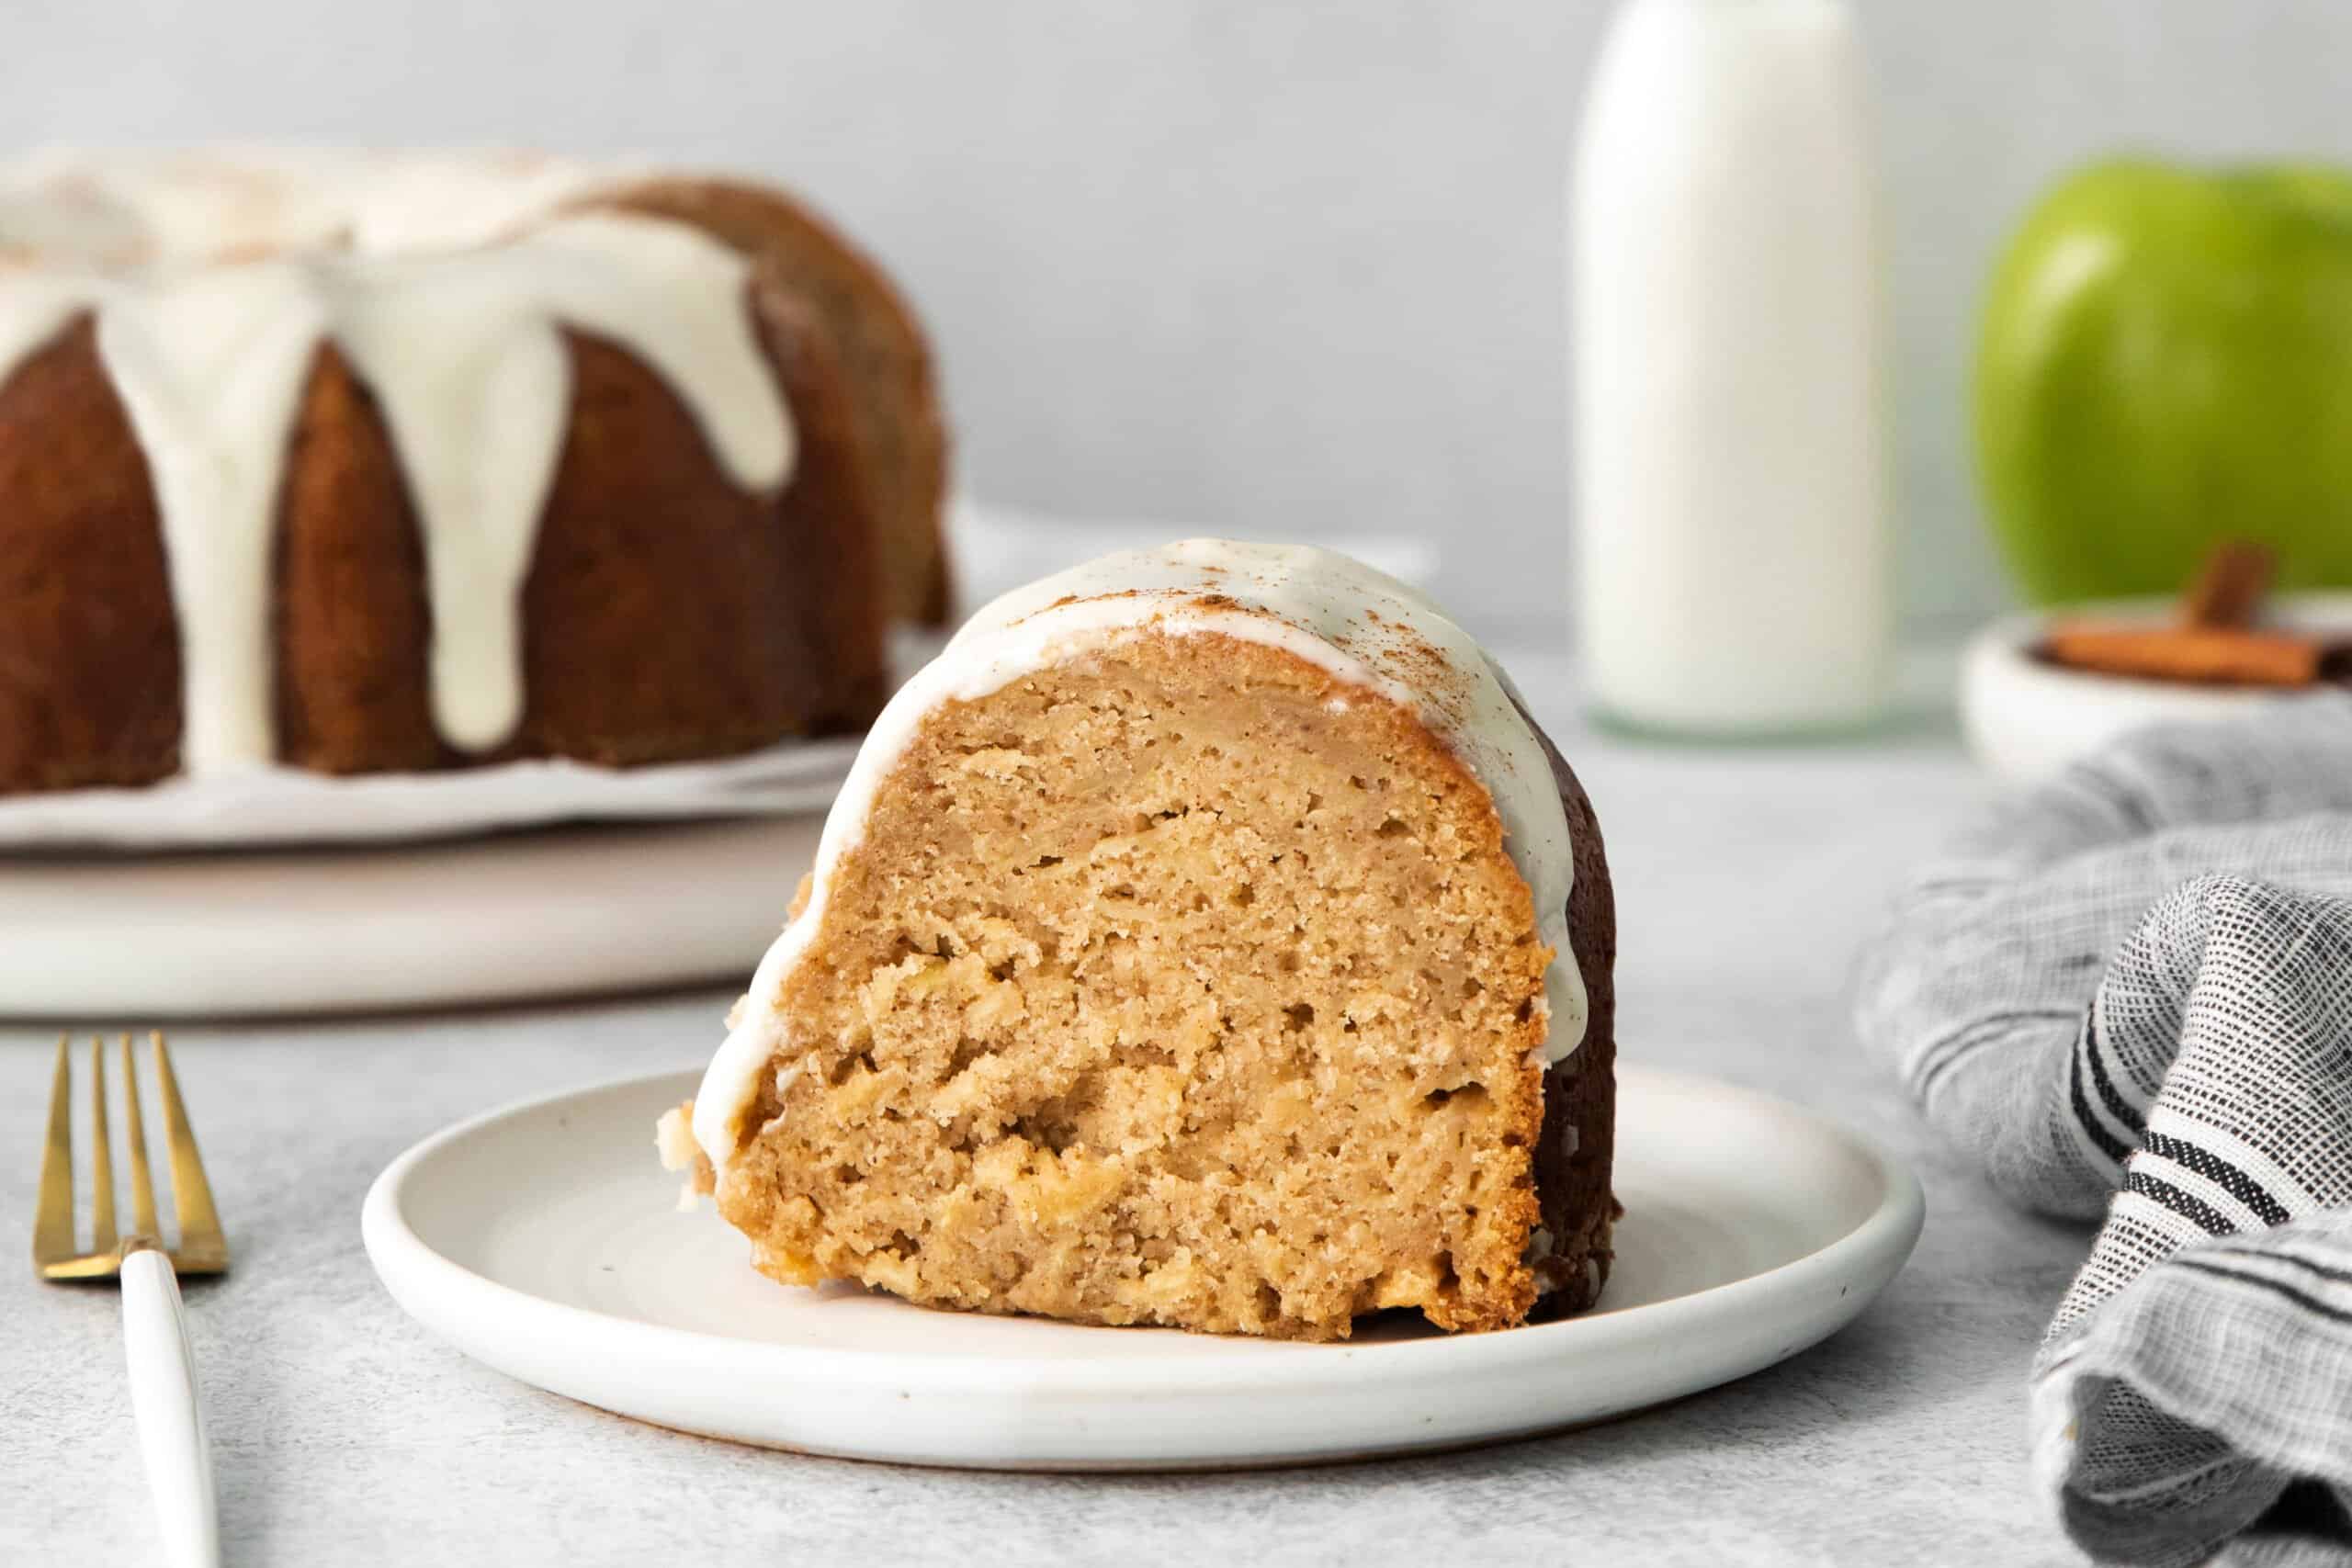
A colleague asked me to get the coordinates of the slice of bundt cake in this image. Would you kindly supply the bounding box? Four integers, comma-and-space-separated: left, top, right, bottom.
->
670, 540, 1615, 1340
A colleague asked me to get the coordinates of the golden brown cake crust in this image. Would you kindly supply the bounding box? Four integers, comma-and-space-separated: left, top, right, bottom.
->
605, 177, 954, 626
513, 295, 891, 764
272, 297, 892, 775
0, 320, 181, 792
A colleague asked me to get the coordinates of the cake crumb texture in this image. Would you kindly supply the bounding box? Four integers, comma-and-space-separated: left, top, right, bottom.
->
715, 632, 1611, 1340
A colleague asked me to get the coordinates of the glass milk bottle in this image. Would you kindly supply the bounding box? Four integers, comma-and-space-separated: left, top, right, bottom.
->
1571, 0, 1889, 737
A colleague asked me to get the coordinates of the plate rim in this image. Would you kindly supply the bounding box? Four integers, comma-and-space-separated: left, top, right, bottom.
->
362, 1061, 1925, 1399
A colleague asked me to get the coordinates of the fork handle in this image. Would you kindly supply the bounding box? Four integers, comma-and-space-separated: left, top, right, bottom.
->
121, 1247, 220, 1568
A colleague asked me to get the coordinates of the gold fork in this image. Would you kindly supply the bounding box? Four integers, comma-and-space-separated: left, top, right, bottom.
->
35, 1032, 227, 1568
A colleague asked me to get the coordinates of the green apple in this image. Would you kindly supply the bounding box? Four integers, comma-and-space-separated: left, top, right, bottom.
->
1975, 157, 2352, 603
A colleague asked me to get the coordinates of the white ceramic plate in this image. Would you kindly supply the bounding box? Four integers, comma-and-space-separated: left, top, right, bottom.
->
363, 1064, 1923, 1471
1961, 592, 2352, 784
0, 814, 819, 1017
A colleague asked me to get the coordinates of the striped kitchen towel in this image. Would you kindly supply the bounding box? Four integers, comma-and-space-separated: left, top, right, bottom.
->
1855, 694, 2352, 1567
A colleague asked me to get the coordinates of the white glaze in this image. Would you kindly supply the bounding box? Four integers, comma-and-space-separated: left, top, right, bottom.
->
0, 147, 622, 265
328, 213, 793, 749
0, 155, 791, 771
693, 538, 1584, 1169
96, 262, 330, 771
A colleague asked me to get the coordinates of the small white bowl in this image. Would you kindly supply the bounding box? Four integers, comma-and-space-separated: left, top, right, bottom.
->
1960, 592, 2352, 785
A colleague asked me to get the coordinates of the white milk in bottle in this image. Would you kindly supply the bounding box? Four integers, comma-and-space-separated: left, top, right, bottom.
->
1571, 0, 1888, 736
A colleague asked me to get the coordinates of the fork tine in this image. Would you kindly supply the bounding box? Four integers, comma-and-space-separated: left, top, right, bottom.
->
89, 1036, 117, 1256
120, 1033, 158, 1244
32, 1035, 74, 1267
153, 1032, 227, 1273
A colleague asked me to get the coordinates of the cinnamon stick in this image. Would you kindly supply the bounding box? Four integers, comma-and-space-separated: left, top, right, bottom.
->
2040, 625, 2334, 687
2180, 540, 2276, 629
2035, 537, 2346, 687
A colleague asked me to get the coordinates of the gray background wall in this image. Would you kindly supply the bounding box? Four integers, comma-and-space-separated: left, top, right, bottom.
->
6, 1, 2346, 640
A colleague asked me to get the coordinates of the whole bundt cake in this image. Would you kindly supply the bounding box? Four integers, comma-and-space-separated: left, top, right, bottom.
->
665, 540, 1616, 1340
0, 149, 951, 795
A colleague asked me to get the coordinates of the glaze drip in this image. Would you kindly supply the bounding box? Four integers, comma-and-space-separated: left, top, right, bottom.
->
0, 161, 794, 773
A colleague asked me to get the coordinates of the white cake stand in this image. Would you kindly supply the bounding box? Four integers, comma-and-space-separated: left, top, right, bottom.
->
0, 813, 821, 1018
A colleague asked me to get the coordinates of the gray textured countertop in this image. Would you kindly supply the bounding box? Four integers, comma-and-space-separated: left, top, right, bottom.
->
0, 660, 2095, 1565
